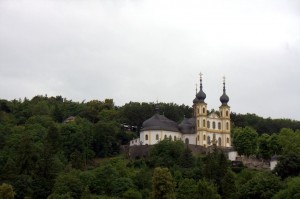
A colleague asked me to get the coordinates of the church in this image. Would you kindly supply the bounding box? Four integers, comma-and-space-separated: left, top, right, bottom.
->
130, 74, 231, 148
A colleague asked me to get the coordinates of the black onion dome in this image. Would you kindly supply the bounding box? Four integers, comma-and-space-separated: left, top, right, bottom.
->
193, 97, 199, 103
179, 117, 196, 134
196, 89, 206, 102
220, 93, 229, 105
141, 113, 180, 132
220, 78, 229, 105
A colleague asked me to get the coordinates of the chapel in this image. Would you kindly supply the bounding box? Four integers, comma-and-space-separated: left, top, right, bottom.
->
130, 74, 231, 148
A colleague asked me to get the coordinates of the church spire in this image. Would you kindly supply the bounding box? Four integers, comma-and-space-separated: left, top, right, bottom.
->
196, 72, 206, 103
220, 76, 229, 105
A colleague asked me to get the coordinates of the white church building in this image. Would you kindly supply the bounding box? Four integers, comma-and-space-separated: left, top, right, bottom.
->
130, 74, 231, 148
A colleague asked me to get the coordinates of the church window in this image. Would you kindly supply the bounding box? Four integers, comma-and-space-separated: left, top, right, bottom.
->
174, 136, 177, 141
156, 134, 159, 140
218, 122, 221, 130
220, 111, 222, 117
227, 137, 229, 143
145, 134, 148, 140
164, 135, 167, 139
169, 135, 172, 140
207, 136, 211, 145
185, 138, 189, 144
226, 122, 229, 130
197, 108, 199, 114
218, 137, 221, 146
203, 135, 206, 140
203, 119, 206, 127
197, 135, 199, 141
226, 111, 229, 117
207, 121, 210, 128
197, 120, 199, 127
203, 107, 205, 113
212, 122, 216, 129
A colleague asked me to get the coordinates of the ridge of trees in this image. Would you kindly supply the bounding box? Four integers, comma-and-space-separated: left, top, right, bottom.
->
0, 95, 300, 198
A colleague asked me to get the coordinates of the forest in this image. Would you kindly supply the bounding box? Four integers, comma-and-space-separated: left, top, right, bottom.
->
0, 95, 300, 199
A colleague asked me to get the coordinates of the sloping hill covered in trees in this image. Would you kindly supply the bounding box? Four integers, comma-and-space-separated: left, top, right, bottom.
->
0, 95, 299, 198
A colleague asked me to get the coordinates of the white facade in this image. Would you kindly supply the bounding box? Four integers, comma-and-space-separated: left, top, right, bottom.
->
129, 76, 231, 148
130, 130, 191, 146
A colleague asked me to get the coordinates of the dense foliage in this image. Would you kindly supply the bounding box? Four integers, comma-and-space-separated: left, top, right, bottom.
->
0, 95, 299, 198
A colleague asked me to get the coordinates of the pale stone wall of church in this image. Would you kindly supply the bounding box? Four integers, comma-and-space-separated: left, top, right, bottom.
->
182, 134, 197, 145
139, 130, 182, 145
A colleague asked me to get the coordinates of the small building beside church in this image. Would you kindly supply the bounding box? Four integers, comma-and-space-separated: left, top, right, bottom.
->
130, 74, 231, 148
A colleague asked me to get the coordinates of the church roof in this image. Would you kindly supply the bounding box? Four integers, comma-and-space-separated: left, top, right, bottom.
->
179, 117, 196, 134
141, 113, 180, 132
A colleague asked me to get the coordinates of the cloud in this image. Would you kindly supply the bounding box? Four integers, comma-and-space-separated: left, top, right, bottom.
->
0, 0, 300, 120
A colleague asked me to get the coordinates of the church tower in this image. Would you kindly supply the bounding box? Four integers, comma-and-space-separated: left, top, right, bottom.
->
219, 77, 231, 147
193, 73, 208, 146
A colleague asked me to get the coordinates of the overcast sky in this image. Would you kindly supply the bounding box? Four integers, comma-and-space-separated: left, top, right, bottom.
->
0, 0, 300, 120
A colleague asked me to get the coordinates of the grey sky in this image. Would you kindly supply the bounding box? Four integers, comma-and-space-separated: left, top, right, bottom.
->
0, 0, 300, 120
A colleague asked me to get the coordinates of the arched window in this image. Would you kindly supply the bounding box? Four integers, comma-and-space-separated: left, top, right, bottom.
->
203, 119, 206, 127
197, 135, 199, 141
164, 134, 167, 139
169, 135, 172, 140
197, 120, 199, 127
174, 136, 177, 141
145, 134, 148, 140
218, 137, 221, 146
226, 122, 229, 130
207, 121, 210, 128
203, 134, 206, 140
226, 111, 229, 117
203, 107, 205, 113
212, 121, 216, 129
207, 136, 211, 145
227, 137, 230, 143
185, 138, 189, 144
218, 122, 221, 130
197, 108, 199, 114
156, 134, 159, 140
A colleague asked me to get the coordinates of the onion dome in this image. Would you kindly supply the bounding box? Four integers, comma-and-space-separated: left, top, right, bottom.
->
194, 73, 206, 103
220, 76, 229, 105
179, 117, 196, 134
193, 83, 200, 103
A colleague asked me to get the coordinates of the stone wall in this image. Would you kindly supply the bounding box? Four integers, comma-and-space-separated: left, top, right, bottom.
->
236, 156, 270, 170
127, 144, 234, 159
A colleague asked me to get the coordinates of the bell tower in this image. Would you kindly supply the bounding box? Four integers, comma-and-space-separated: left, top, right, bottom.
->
193, 73, 208, 146
219, 76, 231, 147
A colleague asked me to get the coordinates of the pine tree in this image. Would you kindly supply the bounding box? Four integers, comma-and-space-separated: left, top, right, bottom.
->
151, 167, 175, 199
221, 170, 237, 199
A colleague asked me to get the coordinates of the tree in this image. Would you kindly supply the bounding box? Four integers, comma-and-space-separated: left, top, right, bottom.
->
258, 134, 271, 159
0, 183, 15, 199
151, 167, 175, 199
238, 171, 281, 199
51, 171, 83, 199
278, 128, 300, 155
123, 188, 142, 199
221, 170, 237, 199
176, 178, 198, 199
197, 179, 220, 199
274, 152, 300, 179
272, 177, 300, 199
111, 177, 134, 197
232, 127, 258, 156
149, 139, 185, 168
179, 147, 195, 168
